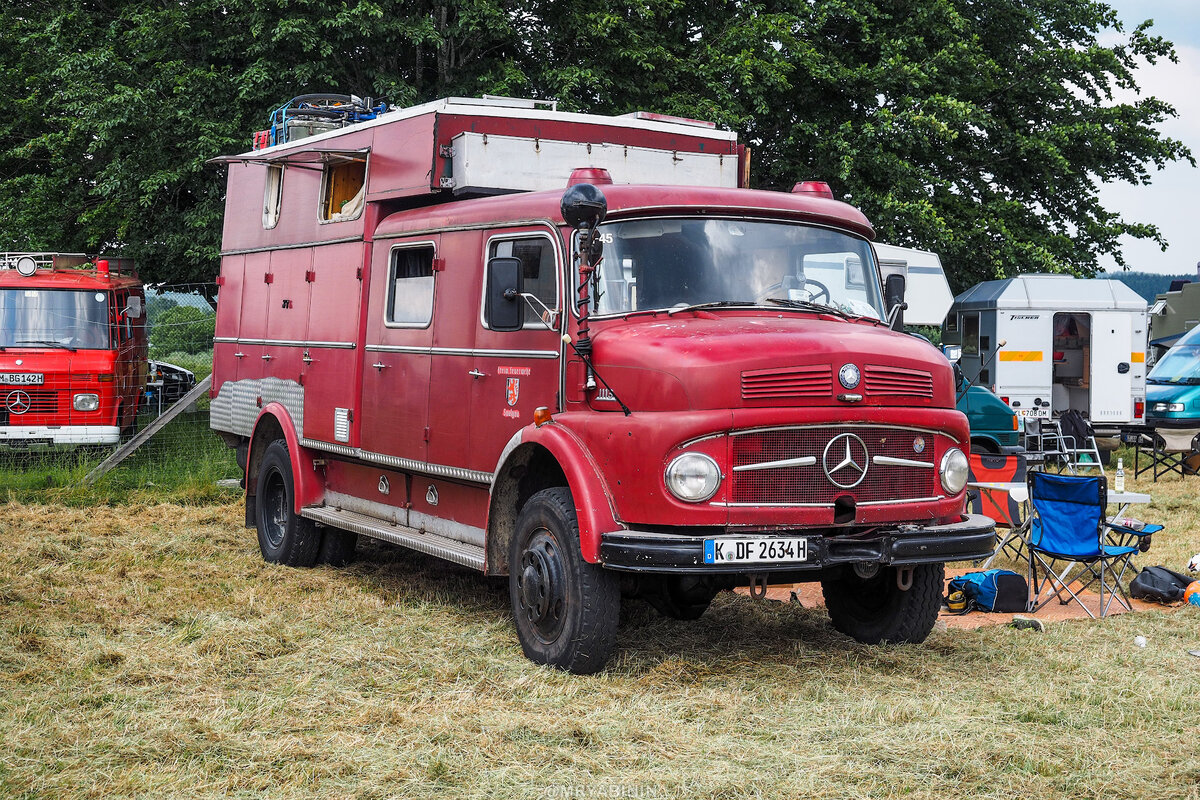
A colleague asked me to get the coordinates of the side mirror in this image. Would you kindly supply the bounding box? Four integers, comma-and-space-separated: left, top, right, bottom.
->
486, 257, 524, 331
884, 273, 906, 330
942, 344, 962, 363
124, 296, 144, 319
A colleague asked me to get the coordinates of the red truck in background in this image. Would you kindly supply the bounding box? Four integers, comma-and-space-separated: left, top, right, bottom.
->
0, 253, 147, 449
210, 96, 994, 673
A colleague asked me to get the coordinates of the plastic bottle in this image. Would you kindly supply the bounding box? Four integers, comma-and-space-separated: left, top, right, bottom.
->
1115, 458, 1125, 493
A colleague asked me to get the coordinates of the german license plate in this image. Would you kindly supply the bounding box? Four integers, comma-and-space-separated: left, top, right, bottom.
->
704, 537, 808, 564
1015, 407, 1048, 418
0, 373, 43, 385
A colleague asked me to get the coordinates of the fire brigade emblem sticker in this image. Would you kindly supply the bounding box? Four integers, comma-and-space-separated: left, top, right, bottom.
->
822, 432, 869, 489
505, 377, 520, 406
6, 390, 31, 415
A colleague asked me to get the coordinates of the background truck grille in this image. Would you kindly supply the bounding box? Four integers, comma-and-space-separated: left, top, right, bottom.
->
2, 390, 58, 415
741, 365, 831, 400
730, 425, 936, 505
864, 365, 933, 398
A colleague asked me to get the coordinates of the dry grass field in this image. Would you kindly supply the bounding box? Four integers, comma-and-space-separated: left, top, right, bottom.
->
3, 466, 1200, 799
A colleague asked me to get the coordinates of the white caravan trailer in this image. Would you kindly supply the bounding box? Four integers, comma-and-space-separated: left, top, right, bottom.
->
873, 243, 955, 326
944, 275, 1147, 437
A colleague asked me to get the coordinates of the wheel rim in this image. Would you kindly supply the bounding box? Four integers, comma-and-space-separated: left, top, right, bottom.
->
261, 468, 288, 550
515, 528, 568, 644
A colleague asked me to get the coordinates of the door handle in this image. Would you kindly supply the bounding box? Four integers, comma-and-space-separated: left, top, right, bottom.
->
468, 369, 486, 378
234, 352, 246, 359
372, 362, 388, 370
303, 349, 313, 364
261, 354, 273, 361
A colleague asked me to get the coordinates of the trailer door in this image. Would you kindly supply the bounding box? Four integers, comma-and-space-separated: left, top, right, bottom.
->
1090, 311, 1134, 424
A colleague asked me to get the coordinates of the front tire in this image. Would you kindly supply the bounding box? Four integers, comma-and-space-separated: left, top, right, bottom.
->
509, 487, 620, 674
255, 439, 321, 567
822, 563, 944, 644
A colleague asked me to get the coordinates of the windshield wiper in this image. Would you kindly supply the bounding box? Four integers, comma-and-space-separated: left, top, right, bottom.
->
762, 297, 859, 321
665, 300, 762, 316
16, 339, 76, 352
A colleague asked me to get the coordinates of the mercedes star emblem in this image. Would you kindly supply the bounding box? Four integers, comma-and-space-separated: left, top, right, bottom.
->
5, 390, 32, 415
838, 363, 861, 389
822, 432, 869, 488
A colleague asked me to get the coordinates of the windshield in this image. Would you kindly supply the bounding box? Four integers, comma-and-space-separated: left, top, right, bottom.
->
0, 288, 111, 349
584, 218, 884, 318
1149, 329, 1200, 384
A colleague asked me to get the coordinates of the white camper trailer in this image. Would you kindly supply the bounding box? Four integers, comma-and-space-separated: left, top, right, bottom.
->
944, 275, 1147, 437
873, 243, 955, 326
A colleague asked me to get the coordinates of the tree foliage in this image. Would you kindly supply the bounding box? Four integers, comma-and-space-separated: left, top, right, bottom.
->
150, 305, 215, 356
0, 0, 1191, 292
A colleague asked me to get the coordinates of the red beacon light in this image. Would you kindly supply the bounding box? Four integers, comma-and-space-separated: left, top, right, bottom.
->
95, 259, 110, 277
791, 181, 835, 200
568, 167, 613, 187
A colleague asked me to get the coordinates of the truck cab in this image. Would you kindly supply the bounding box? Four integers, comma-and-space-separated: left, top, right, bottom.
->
210, 97, 993, 672
1, 253, 147, 448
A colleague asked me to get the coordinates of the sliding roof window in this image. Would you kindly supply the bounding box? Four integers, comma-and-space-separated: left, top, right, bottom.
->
321, 159, 366, 222
487, 235, 557, 328
386, 245, 435, 327
263, 164, 284, 229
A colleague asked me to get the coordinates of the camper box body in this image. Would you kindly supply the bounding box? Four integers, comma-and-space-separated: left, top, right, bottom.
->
210, 97, 993, 670
945, 275, 1147, 436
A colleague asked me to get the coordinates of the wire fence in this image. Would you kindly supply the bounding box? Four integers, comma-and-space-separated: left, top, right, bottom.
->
1, 283, 235, 499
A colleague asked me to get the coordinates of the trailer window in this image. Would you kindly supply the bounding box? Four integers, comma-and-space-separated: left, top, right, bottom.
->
386, 246, 435, 326
263, 165, 284, 229
321, 160, 366, 222
962, 313, 980, 356
486, 235, 557, 328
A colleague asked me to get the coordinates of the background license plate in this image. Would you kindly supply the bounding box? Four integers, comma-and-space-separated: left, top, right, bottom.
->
0, 373, 44, 385
704, 537, 808, 564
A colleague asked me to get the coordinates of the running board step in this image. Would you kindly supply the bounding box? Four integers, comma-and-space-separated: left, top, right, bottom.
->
300, 506, 485, 571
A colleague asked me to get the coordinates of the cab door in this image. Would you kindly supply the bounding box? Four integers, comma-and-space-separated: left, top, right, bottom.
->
359, 237, 439, 461
465, 228, 564, 474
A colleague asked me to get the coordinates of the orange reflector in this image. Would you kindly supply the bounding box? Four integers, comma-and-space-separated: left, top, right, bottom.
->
1131, 352, 1145, 363
533, 407, 553, 427
97, 374, 114, 382
998, 351, 1044, 362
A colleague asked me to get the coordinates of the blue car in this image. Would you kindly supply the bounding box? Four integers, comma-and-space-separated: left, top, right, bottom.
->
1146, 324, 1200, 429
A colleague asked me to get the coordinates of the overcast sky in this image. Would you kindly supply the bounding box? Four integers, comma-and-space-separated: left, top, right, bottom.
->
1098, 0, 1199, 276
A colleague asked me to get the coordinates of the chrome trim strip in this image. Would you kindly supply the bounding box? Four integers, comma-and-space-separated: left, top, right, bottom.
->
214, 337, 356, 349
873, 456, 935, 469
715, 496, 944, 508
363, 345, 559, 359
730, 422, 962, 446
299, 437, 493, 485
731, 456, 818, 472
220, 235, 362, 256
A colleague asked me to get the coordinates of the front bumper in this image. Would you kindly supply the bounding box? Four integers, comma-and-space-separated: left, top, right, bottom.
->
0, 425, 120, 449
599, 514, 996, 574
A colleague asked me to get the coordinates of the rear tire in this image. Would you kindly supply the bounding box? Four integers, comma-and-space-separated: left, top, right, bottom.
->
822, 563, 944, 644
509, 487, 620, 674
316, 527, 358, 567
255, 439, 321, 567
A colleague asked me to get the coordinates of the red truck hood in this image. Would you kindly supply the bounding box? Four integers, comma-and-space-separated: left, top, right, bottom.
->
586, 311, 954, 412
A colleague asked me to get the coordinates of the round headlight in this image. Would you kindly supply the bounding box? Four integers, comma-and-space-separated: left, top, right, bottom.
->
940, 447, 969, 495
665, 452, 721, 502
73, 393, 100, 412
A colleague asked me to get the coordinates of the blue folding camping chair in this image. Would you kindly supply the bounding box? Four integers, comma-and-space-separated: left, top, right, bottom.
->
1026, 472, 1162, 618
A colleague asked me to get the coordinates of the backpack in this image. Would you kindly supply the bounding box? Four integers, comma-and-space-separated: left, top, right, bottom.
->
947, 569, 1029, 613
1130, 566, 1194, 604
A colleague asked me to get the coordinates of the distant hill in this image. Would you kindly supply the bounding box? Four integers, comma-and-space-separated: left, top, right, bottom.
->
1101, 271, 1194, 303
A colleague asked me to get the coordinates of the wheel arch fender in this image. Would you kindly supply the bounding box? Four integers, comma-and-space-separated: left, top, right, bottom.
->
247, 403, 324, 516
486, 424, 620, 574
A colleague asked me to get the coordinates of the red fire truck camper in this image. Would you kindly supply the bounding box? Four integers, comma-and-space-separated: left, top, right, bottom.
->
0, 253, 147, 449
210, 97, 993, 672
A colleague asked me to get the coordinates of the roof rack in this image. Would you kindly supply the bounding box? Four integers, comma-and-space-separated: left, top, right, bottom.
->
0, 252, 136, 276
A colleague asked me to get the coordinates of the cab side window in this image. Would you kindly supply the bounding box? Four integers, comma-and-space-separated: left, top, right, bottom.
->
486, 235, 557, 328
387, 245, 435, 326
